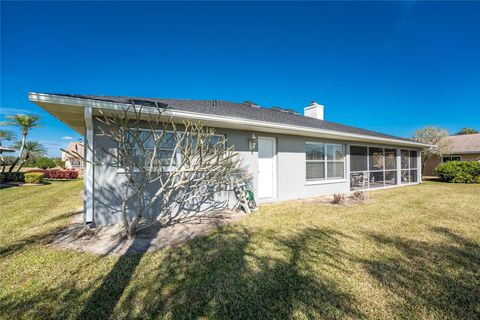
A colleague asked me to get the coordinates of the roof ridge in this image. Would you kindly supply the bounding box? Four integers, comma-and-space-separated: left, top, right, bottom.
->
40, 93, 419, 144
448, 133, 480, 137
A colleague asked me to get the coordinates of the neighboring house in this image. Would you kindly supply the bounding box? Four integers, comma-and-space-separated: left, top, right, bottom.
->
424, 133, 480, 176
29, 92, 428, 227
61, 141, 84, 170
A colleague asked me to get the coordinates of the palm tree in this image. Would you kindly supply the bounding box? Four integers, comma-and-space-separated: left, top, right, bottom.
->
12, 140, 46, 160
3, 114, 41, 171
0, 129, 17, 172
0, 129, 16, 143
12, 141, 46, 171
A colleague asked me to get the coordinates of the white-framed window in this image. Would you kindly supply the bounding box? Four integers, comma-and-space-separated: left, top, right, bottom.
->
442, 155, 461, 162
350, 146, 398, 191
401, 149, 418, 184
122, 129, 226, 171
71, 159, 81, 167
306, 142, 345, 181
124, 130, 179, 169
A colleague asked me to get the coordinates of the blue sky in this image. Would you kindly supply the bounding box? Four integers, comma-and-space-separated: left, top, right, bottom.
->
1, 1, 479, 156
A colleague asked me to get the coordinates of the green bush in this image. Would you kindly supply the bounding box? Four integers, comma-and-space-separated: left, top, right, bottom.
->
36, 157, 57, 169
22, 159, 39, 168
435, 161, 480, 183
0, 172, 25, 182
53, 158, 65, 168
24, 172, 44, 184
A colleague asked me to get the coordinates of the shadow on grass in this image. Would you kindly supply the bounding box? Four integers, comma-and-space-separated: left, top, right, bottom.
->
75, 222, 162, 320
111, 227, 362, 319
0, 226, 363, 319
5, 252, 108, 310
0, 233, 54, 257
40, 209, 83, 226
0, 209, 83, 258
361, 227, 480, 319
2, 224, 479, 319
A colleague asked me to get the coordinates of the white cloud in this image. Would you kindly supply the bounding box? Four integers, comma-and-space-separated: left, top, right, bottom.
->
0, 107, 34, 115
62, 136, 73, 140
40, 140, 60, 147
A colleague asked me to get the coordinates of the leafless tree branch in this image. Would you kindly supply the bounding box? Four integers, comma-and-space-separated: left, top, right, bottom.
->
70, 102, 249, 237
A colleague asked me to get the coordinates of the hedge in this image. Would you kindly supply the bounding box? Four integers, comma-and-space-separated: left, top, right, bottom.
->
24, 172, 45, 184
435, 161, 480, 184
0, 172, 25, 183
26, 169, 79, 179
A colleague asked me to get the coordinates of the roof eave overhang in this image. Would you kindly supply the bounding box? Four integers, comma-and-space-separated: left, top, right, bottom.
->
29, 92, 430, 148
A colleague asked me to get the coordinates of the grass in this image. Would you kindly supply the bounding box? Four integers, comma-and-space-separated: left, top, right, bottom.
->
0, 180, 479, 319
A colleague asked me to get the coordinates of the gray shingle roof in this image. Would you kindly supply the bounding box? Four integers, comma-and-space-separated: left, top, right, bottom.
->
53, 93, 417, 143
443, 133, 480, 154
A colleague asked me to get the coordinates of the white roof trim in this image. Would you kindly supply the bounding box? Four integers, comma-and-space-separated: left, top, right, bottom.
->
29, 92, 430, 148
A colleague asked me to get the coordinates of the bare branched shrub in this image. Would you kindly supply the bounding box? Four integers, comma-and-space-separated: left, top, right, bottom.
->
352, 190, 368, 202
412, 126, 451, 171
332, 193, 346, 205
63, 102, 249, 237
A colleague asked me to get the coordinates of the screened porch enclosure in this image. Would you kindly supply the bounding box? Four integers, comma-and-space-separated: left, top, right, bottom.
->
349, 145, 418, 191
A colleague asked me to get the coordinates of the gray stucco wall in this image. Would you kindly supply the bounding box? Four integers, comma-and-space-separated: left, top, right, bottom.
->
90, 118, 422, 226
276, 134, 348, 201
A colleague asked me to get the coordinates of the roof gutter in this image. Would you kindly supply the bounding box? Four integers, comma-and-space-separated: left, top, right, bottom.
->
29, 92, 430, 148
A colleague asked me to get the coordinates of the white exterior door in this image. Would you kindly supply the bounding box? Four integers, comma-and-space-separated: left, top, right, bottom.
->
258, 137, 276, 199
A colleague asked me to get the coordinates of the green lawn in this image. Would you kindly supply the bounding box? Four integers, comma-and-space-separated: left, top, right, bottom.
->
0, 180, 479, 319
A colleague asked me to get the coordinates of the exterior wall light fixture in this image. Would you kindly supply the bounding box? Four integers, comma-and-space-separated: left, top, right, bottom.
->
248, 133, 257, 151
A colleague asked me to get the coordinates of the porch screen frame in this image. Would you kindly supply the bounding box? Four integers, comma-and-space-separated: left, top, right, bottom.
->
349, 145, 398, 191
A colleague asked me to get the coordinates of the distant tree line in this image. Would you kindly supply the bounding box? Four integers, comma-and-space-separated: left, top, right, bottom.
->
454, 128, 478, 135
1, 155, 63, 169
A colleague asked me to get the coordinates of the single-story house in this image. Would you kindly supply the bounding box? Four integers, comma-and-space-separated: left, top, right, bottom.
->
29, 92, 428, 227
61, 141, 84, 171
424, 133, 480, 176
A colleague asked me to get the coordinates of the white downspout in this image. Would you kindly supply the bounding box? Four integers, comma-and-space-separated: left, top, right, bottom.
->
396, 149, 402, 185
346, 144, 351, 191
84, 107, 95, 226
418, 150, 422, 183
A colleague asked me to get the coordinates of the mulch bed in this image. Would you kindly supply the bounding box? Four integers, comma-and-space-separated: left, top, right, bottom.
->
51, 210, 249, 256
